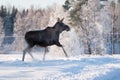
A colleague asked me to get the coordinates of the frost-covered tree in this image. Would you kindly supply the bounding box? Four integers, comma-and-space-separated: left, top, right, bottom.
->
63, 0, 89, 54
63, 0, 104, 54
109, 0, 120, 54
110, 1, 117, 54
0, 17, 3, 45
81, 0, 104, 54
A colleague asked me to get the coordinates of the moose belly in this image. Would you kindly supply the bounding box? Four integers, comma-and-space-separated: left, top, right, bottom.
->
36, 41, 55, 47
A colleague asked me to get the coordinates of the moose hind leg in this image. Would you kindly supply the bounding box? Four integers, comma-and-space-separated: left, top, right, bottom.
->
27, 48, 34, 59
43, 47, 47, 61
22, 47, 28, 61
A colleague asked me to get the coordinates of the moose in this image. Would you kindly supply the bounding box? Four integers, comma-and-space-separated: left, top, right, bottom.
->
22, 18, 70, 61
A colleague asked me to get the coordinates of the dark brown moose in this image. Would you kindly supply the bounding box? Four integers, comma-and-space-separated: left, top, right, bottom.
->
22, 18, 70, 61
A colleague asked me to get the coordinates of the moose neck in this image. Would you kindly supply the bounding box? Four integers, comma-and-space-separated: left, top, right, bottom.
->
53, 23, 63, 34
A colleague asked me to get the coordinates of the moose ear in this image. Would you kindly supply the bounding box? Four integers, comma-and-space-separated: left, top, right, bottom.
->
60, 18, 64, 22
57, 17, 60, 22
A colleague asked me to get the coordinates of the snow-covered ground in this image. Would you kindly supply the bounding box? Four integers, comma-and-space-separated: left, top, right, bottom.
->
0, 53, 120, 80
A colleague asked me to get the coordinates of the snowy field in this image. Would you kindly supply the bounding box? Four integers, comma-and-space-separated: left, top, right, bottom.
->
0, 53, 120, 80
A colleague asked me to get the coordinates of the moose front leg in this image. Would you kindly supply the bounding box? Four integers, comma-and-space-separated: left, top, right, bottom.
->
56, 42, 68, 57
61, 47, 68, 57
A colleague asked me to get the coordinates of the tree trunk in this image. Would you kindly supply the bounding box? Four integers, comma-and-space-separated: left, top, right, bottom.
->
87, 40, 92, 54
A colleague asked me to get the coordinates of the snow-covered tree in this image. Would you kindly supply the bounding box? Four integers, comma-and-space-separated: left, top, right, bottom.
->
63, 0, 106, 54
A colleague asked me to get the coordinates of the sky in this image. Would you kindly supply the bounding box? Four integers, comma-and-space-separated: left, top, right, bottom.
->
0, 0, 65, 9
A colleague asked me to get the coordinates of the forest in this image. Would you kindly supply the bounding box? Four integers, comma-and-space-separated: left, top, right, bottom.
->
0, 0, 120, 55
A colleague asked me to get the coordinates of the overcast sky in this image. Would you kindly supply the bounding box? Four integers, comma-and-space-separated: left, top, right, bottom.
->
0, 0, 65, 9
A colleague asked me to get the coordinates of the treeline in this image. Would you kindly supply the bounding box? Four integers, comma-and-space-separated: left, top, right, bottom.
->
0, 5, 53, 35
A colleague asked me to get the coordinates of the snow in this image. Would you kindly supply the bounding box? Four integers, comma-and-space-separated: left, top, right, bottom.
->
0, 53, 120, 80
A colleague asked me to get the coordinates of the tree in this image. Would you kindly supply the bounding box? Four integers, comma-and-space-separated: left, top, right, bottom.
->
63, 0, 71, 10
0, 5, 7, 18
110, 1, 118, 54
63, 0, 102, 54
